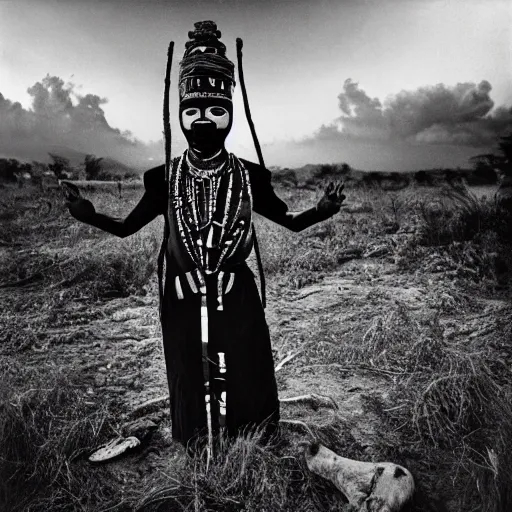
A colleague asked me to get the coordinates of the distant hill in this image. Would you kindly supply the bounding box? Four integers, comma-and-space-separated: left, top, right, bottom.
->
0, 145, 88, 166
272, 163, 495, 189
0, 145, 142, 177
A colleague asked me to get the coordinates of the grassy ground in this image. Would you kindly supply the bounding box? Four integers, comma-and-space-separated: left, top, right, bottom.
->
1, 177, 511, 511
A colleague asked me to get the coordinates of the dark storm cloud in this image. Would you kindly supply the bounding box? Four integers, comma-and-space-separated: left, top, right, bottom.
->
0, 75, 162, 167
312, 79, 512, 147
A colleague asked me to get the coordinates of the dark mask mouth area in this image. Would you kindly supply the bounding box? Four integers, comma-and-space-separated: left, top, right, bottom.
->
192, 120, 216, 131
186, 127, 227, 157
191, 120, 223, 143
179, 100, 232, 155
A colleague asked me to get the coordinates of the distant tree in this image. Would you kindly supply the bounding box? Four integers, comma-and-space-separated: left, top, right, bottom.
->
30, 161, 49, 190
123, 171, 140, 181
307, 162, 352, 188
315, 164, 338, 180
467, 155, 498, 185
493, 133, 512, 215
84, 154, 104, 180
272, 168, 298, 188
497, 133, 512, 177
48, 153, 72, 179
444, 169, 460, 184
414, 170, 433, 186
469, 132, 512, 179
340, 163, 352, 176
0, 159, 20, 183
362, 171, 383, 187
0, 159, 32, 185
498, 133, 512, 162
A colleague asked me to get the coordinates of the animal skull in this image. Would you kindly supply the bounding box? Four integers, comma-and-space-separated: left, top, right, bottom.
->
305, 442, 414, 512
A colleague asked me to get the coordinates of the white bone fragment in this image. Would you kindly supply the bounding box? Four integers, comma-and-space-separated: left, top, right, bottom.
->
175, 276, 184, 300
185, 271, 198, 293
225, 273, 235, 293
305, 442, 414, 512
279, 393, 338, 410
89, 436, 140, 463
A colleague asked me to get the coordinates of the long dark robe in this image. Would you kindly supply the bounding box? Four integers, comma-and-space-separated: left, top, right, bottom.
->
143, 159, 288, 447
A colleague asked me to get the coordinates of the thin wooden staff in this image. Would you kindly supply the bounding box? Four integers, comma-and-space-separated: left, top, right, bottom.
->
235, 38, 265, 169
236, 37, 267, 308
164, 41, 173, 183
158, 41, 174, 319
201, 293, 214, 469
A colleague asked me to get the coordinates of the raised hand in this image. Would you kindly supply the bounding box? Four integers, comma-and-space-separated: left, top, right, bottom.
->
316, 180, 346, 217
61, 181, 96, 221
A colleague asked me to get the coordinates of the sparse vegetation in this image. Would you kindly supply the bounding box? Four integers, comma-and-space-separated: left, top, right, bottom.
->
1, 165, 511, 511
48, 153, 73, 180
84, 154, 104, 180
0, 362, 123, 512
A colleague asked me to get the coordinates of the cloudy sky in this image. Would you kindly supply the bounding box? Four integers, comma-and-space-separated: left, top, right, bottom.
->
1, 0, 511, 170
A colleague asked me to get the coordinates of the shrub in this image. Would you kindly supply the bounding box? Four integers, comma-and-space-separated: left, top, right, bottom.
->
417, 182, 503, 246
84, 154, 104, 181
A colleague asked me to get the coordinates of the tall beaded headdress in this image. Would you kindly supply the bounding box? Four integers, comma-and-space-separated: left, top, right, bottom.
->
179, 21, 235, 102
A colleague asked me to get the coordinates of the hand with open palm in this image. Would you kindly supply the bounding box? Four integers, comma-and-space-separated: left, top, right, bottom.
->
316, 181, 346, 218
61, 181, 96, 221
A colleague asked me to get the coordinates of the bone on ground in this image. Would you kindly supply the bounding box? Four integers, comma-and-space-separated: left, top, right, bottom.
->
305, 442, 414, 512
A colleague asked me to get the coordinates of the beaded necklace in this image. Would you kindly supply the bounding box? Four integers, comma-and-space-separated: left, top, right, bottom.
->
171, 152, 252, 276
186, 148, 228, 178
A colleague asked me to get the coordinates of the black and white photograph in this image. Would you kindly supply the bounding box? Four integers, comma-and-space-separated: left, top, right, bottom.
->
1, 0, 511, 510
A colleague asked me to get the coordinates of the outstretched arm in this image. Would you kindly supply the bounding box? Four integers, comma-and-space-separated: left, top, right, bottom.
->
249, 161, 346, 231
269, 182, 345, 232
64, 171, 164, 238
67, 192, 161, 238
273, 208, 332, 233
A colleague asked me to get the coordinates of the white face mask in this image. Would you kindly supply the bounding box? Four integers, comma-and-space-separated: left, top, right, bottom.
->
181, 106, 230, 131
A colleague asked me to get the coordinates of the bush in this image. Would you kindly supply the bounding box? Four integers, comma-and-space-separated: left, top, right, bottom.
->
272, 168, 298, 188
84, 154, 103, 181
417, 182, 503, 246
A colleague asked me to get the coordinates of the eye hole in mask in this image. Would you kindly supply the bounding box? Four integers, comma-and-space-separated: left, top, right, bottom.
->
205, 106, 229, 129
181, 106, 230, 131
182, 108, 201, 130
208, 107, 227, 117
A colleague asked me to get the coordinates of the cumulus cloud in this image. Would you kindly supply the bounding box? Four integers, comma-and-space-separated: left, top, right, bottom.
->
0, 75, 163, 167
317, 78, 512, 147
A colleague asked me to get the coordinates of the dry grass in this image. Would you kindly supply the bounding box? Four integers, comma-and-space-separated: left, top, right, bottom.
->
416, 182, 504, 246
134, 419, 366, 512
394, 182, 512, 291
1, 183, 161, 298
305, 298, 512, 511
2, 178, 511, 511
0, 361, 128, 512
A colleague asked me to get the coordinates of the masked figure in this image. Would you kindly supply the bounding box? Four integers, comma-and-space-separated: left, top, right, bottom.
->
68, 21, 345, 452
